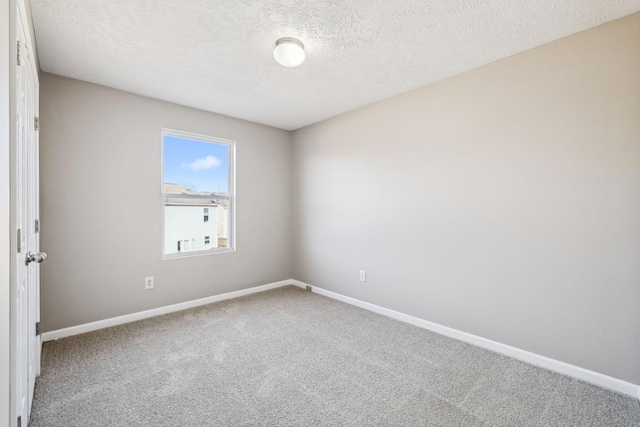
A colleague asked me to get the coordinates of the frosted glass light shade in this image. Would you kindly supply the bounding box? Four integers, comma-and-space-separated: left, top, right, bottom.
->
273, 38, 305, 67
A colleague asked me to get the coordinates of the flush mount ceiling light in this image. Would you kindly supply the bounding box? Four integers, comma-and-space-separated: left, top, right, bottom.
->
273, 37, 305, 68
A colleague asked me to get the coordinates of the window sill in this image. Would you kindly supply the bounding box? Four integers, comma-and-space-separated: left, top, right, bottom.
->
162, 247, 236, 260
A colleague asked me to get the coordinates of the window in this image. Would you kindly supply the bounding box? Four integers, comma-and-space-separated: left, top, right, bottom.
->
162, 129, 235, 257
177, 239, 190, 253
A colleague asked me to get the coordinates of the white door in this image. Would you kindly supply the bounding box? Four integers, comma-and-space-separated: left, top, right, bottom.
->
15, 1, 42, 425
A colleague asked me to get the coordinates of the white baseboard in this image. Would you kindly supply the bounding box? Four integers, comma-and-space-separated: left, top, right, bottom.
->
42, 279, 299, 342
291, 280, 640, 400
42, 278, 639, 399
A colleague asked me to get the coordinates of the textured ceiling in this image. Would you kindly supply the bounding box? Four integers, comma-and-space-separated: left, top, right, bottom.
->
31, 0, 640, 130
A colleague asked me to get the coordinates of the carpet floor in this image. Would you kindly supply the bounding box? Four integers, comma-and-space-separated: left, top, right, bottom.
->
30, 286, 640, 426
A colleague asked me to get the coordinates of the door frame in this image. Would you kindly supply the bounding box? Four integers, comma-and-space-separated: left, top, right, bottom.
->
1, 0, 13, 426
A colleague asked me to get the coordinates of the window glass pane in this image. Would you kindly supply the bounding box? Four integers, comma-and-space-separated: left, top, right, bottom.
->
164, 135, 229, 194
163, 131, 233, 257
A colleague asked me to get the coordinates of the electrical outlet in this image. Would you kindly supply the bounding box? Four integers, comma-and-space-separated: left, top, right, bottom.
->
144, 276, 154, 290
359, 270, 366, 282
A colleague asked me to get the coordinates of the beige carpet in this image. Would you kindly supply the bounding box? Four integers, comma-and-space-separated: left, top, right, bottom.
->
30, 286, 640, 426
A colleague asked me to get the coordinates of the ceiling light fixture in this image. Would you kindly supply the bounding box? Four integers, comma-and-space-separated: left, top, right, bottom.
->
273, 37, 305, 68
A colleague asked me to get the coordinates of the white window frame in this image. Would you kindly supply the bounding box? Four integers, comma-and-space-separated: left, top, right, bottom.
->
161, 128, 236, 259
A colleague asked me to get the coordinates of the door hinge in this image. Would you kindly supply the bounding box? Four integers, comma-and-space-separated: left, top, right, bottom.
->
36, 322, 40, 336
17, 228, 21, 253
34, 117, 39, 131
17, 416, 21, 427
35, 219, 40, 233
17, 40, 21, 66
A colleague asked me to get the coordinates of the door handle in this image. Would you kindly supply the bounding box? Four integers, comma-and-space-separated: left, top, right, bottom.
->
26, 251, 46, 265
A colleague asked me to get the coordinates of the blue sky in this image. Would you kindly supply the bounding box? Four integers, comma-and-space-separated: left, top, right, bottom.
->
163, 135, 229, 193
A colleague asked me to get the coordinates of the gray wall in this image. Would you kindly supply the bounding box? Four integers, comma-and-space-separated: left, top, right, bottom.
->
40, 73, 293, 332
292, 14, 640, 383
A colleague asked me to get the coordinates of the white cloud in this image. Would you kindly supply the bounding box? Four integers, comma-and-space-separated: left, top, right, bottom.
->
181, 155, 222, 171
